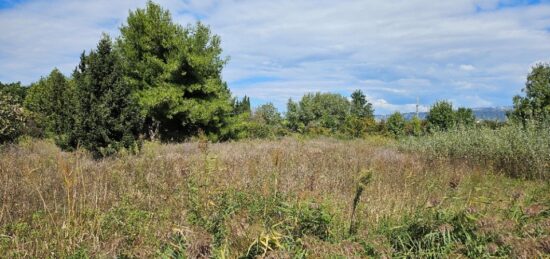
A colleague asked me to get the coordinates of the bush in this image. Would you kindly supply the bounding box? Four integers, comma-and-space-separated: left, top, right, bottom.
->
387, 112, 405, 137
0, 93, 25, 144
427, 101, 456, 131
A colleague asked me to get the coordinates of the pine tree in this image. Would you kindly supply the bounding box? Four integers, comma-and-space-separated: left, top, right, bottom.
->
69, 34, 142, 157
234, 95, 251, 114
117, 1, 233, 140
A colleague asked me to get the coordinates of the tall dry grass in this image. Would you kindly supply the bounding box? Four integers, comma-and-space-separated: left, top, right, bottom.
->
0, 137, 548, 257
399, 125, 550, 179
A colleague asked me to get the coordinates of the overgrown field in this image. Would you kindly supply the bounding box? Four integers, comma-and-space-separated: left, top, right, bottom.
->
1, 137, 549, 258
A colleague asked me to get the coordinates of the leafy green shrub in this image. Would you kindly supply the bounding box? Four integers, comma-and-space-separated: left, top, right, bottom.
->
341, 115, 375, 138
427, 100, 456, 131
405, 116, 424, 136
0, 93, 25, 143
456, 107, 475, 127
387, 112, 406, 137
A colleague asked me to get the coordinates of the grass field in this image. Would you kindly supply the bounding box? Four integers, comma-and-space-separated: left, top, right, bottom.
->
1, 137, 549, 258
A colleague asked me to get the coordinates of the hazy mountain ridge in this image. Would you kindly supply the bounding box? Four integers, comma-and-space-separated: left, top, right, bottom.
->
375, 107, 512, 122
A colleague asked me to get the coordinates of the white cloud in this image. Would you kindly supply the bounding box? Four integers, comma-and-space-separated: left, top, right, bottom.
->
459, 64, 476, 71
1, 0, 549, 114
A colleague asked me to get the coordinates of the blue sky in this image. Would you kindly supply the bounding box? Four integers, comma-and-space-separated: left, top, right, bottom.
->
1, 0, 549, 114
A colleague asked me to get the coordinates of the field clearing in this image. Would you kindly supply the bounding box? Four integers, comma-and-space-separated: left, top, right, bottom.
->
1, 137, 549, 258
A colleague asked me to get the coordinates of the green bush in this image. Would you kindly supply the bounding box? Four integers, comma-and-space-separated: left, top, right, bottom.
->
0, 93, 25, 144
387, 112, 406, 137
427, 101, 456, 131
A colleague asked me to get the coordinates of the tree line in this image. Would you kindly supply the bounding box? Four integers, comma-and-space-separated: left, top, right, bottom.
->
1, 1, 549, 157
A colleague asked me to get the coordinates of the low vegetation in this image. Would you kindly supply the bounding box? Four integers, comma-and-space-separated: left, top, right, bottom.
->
1, 138, 549, 257
400, 125, 550, 180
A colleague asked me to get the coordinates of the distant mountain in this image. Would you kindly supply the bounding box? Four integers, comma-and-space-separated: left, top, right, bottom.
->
375, 107, 512, 122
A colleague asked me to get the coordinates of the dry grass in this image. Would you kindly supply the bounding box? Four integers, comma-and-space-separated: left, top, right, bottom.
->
0, 137, 549, 258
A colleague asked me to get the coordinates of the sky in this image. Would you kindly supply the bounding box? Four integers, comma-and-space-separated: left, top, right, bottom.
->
1, 0, 549, 114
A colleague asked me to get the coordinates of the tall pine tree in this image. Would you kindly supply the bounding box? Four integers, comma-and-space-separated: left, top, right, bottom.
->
70, 34, 142, 157
117, 1, 233, 141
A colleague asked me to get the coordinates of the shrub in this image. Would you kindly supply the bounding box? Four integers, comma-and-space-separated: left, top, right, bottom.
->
0, 93, 25, 144
387, 112, 406, 137
405, 116, 423, 136
427, 101, 455, 131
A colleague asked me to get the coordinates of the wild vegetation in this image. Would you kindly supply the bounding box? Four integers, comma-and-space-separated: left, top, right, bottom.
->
0, 138, 548, 258
1, 1, 550, 258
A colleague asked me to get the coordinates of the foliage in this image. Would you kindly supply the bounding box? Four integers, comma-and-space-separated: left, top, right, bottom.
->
117, 1, 233, 140
0, 81, 26, 103
285, 98, 303, 132
455, 107, 475, 127
386, 112, 406, 137
297, 92, 350, 133
24, 69, 74, 141
405, 116, 423, 136
69, 35, 143, 157
427, 100, 456, 131
234, 95, 251, 115
509, 63, 550, 126
341, 115, 375, 138
350, 89, 374, 119
253, 103, 282, 126
0, 92, 25, 143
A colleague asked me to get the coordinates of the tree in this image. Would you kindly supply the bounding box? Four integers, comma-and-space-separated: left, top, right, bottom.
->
0, 92, 24, 143
285, 98, 302, 132
342, 89, 375, 138
0, 81, 26, 104
298, 92, 350, 132
427, 100, 455, 131
234, 95, 251, 115
117, 1, 233, 140
509, 63, 550, 125
342, 115, 375, 138
253, 103, 282, 126
405, 116, 423, 136
69, 34, 143, 157
24, 69, 74, 139
386, 112, 405, 137
455, 107, 475, 127
350, 89, 374, 119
